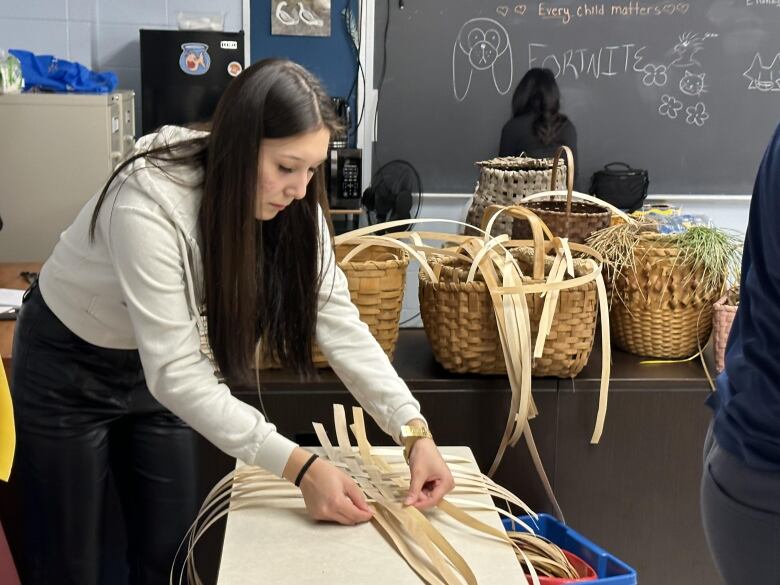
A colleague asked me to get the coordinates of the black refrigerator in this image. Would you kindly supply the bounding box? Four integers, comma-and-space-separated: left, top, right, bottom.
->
140, 29, 245, 135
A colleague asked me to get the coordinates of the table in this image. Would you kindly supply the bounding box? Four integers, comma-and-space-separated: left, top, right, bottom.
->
216, 446, 522, 585
0, 263, 40, 374
233, 330, 719, 585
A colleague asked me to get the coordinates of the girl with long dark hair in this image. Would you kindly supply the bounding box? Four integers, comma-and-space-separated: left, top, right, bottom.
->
11, 59, 453, 584
498, 67, 577, 163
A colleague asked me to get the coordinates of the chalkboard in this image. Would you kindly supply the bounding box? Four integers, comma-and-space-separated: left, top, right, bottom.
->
373, 0, 780, 194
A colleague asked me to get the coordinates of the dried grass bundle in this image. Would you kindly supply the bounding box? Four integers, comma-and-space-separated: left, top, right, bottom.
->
587, 220, 743, 359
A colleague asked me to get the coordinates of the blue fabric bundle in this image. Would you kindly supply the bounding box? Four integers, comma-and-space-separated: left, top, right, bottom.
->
8, 49, 117, 93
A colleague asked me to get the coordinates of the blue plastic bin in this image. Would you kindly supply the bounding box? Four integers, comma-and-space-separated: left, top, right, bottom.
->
502, 514, 637, 584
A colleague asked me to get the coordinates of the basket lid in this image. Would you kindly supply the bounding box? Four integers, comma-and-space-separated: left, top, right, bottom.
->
475, 155, 557, 171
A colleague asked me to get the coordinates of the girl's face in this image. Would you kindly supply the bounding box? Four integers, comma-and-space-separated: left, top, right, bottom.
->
256, 126, 330, 221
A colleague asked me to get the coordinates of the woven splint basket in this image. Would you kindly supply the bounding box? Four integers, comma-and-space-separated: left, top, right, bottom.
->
608, 234, 721, 359
466, 156, 565, 237
310, 243, 408, 366
262, 243, 408, 369
712, 289, 738, 373
419, 208, 599, 377
512, 146, 612, 244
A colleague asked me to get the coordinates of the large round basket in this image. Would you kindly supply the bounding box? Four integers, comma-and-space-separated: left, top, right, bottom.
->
609, 235, 719, 359
466, 156, 565, 237
512, 146, 611, 244
419, 210, 599, 377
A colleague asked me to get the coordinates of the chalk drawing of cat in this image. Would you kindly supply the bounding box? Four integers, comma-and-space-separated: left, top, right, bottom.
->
679, 71, 707, 96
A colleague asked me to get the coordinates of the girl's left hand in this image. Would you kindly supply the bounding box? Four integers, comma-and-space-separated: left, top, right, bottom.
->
404, 439, 455, 509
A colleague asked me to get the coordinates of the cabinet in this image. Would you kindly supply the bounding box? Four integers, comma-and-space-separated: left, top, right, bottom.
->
0, 91, 135, 261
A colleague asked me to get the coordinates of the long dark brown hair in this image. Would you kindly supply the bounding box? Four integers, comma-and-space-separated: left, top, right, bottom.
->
511, 67, 569, 146
89, 59, 343, 382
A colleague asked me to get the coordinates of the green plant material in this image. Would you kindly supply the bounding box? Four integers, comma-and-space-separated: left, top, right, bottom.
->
585, 221, 654, 310
586, 221, 743, 309
674, 226, 743, 297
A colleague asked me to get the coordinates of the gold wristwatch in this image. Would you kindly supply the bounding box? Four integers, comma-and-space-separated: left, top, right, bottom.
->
400, 424, 433, 464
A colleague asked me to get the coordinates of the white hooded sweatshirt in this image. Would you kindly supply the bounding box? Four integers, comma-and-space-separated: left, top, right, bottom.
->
38, 126, 423, 477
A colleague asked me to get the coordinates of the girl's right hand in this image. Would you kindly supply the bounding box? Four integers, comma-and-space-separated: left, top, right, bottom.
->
297, 456, 374, 525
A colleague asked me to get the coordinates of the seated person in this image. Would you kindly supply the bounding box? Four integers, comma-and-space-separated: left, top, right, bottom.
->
499, 68, 578, 175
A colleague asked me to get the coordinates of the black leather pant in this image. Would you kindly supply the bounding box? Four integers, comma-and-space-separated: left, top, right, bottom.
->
11, 285, 198, 585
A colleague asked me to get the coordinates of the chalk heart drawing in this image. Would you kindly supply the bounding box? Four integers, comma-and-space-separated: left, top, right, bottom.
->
514, 4, 527, 15
677, 3, 689, 13
662, 3, 675, 14
496, 5, 509, 17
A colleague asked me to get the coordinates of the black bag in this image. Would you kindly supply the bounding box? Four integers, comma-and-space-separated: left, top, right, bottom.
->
589, 162, 649, 212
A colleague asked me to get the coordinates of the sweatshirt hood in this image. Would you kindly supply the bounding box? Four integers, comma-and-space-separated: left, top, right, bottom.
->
127, 125, 210, 238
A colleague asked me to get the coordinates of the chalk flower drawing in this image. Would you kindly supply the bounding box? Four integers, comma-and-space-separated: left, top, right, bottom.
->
642, 64, 668, 87
685, 102, 709, 126
659, 94, 683, 119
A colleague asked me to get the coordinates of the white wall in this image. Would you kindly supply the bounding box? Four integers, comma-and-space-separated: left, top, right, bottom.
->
0, 0, 243, 128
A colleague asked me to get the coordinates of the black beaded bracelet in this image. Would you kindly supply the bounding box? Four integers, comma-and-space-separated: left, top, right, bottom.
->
294, 453, 319, 487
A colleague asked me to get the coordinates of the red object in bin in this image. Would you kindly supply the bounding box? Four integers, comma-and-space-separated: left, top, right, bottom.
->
524, 550, 597, 584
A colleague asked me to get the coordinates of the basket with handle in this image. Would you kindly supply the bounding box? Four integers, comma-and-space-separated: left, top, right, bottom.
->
466, 155, 566, 237
512, 146, 612, 244
419, 206, 601, 378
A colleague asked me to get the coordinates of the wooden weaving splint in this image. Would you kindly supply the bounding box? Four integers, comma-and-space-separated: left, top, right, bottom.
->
182, 210, 617, 583
173, 404, 583, 585
327, 210, 613, 520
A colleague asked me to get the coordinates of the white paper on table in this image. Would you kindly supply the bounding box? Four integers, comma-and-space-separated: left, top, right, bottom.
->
0, 289, 24, 308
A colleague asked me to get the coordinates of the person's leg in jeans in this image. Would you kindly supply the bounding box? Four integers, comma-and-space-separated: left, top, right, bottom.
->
11, 288, 128, 585
701, 422, 780, 584
111, 368, 199, 585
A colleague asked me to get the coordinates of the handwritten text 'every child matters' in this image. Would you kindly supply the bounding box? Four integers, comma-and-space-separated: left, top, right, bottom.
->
533, 0, 777, 24
535, 2, 688, 25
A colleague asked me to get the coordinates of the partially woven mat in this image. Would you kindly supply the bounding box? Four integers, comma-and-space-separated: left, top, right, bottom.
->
175, 405, 586, 585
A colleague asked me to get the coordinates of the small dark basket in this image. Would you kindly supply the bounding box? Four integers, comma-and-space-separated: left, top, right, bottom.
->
512, 146, 611, 244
